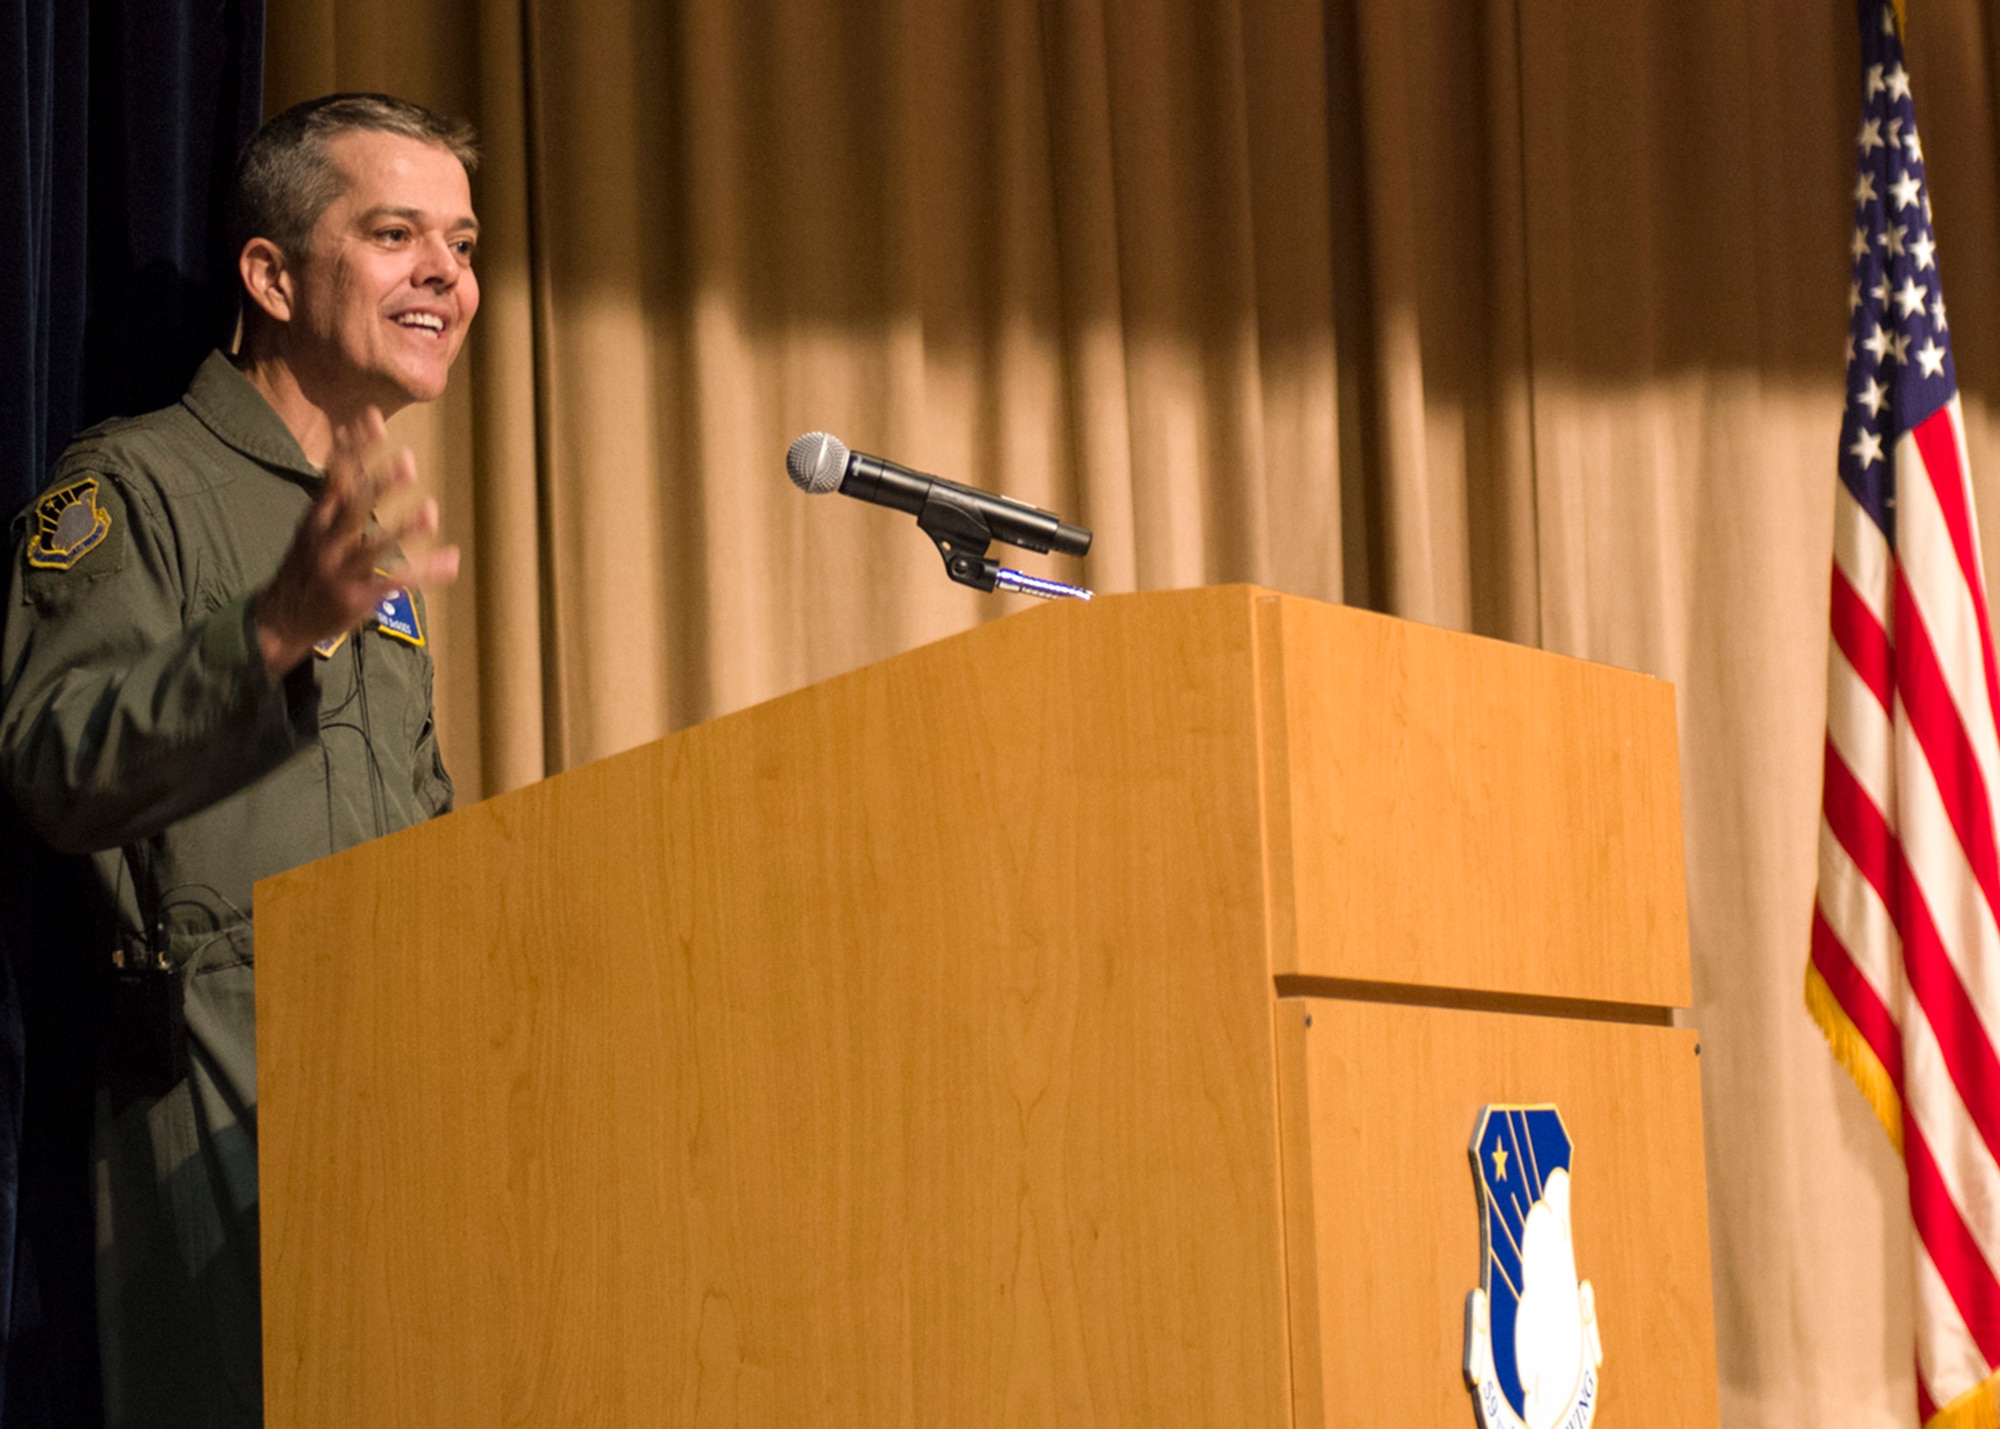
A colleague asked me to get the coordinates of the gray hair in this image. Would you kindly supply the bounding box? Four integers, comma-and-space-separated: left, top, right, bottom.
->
230, 93, 479, 260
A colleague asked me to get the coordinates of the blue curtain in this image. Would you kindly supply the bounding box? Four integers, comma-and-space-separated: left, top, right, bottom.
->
0, 3, 261, 1422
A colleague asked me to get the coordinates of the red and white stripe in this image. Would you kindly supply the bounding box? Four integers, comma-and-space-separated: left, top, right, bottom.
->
1815, 398, 2000, 1420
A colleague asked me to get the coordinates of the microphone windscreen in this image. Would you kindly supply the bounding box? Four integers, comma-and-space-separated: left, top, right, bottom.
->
786, 431, 849, 494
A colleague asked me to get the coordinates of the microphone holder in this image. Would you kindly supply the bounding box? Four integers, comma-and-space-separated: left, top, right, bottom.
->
918, 487, 1092, 601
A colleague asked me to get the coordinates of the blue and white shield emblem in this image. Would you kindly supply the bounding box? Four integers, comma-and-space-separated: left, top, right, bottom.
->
1464, 1105, 1603, 1429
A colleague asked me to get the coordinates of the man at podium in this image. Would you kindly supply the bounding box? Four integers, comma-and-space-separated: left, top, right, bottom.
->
0, 93, 477, 1429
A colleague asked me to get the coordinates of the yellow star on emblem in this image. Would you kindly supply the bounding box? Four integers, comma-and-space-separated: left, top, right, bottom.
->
1491, 1145, 1509, 1181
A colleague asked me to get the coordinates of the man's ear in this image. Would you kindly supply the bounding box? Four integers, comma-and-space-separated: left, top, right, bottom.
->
239, 238, 295, 324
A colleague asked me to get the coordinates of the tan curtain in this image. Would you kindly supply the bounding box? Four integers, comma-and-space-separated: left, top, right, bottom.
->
264, 0, 2000, 1421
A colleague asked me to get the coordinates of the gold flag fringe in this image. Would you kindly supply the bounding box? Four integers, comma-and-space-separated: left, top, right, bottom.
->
1806, 960, 1903, 1151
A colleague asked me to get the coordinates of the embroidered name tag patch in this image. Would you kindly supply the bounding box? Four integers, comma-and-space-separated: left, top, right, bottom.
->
373, 587, 424, 647
311, 581, 425, 659
27, 479, 114, 570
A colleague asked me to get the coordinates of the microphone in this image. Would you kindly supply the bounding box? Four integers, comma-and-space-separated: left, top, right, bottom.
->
786, 432, 1092, 558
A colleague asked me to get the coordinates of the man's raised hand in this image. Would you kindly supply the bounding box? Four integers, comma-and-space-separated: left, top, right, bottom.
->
253, 407, 460, 680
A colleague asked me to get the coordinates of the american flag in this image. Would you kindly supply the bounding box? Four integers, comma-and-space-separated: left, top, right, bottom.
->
1808, 2, 2000, 1424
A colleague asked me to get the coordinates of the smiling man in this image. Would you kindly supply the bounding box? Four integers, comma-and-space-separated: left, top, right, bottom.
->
0, 94, 479, 1428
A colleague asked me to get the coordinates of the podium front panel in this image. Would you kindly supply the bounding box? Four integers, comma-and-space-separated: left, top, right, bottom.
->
1275, 996, 1718, 1429
1256, 594, 1692, 1009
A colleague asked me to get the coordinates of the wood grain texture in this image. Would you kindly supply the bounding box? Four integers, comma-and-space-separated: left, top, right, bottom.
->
258, 585, 1295, 1428
258, 585, 1711, 1427
1276, 996, 1719, 1429
1258, 593, 1691, 1006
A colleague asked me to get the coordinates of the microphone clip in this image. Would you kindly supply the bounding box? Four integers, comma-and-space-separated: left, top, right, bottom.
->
920, 487, 1004, 591
919, 488, 1091, 601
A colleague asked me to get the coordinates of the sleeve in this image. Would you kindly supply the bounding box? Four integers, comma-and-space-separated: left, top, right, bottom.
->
0, 470, 317, 854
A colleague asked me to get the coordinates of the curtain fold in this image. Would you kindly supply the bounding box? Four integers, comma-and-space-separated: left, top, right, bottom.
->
265, 2, 2000, 1421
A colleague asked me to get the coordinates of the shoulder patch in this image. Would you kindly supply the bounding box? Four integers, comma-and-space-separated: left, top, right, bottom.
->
26, 479, 115, 571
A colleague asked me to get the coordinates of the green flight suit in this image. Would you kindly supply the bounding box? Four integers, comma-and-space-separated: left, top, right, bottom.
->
0, 351, 452, 1428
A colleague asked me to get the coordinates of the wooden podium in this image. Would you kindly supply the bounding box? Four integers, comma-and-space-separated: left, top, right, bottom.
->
256, 585, 1717, 1427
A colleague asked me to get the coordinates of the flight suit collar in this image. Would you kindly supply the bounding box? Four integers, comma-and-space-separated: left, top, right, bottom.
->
181, 350, 322, 482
